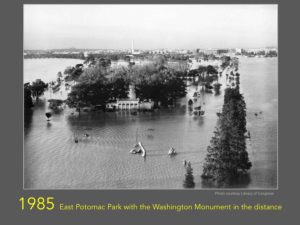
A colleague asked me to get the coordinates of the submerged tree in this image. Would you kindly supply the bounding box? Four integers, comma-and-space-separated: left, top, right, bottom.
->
83, 54, 96, 66
183, 162, 195, 188
31, 79, 48, 100
132, 63, 186, 105
66, 66, 110, 113
48, 99, 64, 112
108, 68, 130, 99
45, 112, 52, 121
202, 73, 251, 186
64, 64, 84, 82
65, 59, 186, 109
24, 83, 33, 109
213, 83, 222, 95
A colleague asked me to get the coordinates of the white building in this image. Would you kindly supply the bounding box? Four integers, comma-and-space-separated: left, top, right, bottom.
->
106, 84, 154, 111
106, 99, 154, 111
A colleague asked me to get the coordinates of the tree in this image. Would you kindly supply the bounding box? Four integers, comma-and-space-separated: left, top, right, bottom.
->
24, 83, 33, 108
183, 162, 195, 188
66, 91, 87, 115
84, 54, 96, 66
66, 59, 186, 109
132, 63, 186, 105
57, 72, 63, 84
108, 68, 130, 99
221, 56, 231, 69
45, 112, 52, 121
153, 55, 167, 70
206, 65, 218, 75
202, 79, 252, 185
165, 71, 187, 103
213, 83, 222, 95
48, 99, 64, 112
66, 66, 110, 112
31, 79, 48, 100
64, 65, 84, 82
64, 66, 74, 75
96, 58, 111, 69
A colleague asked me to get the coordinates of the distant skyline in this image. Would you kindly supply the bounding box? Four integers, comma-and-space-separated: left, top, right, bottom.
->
24, 5, 278, 50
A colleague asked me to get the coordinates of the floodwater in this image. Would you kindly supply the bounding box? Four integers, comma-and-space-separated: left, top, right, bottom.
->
24, 58, 84, 83
24, 57, 278, 189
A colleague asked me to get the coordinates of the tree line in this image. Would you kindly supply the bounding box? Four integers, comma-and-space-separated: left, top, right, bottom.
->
202, 71, 252, 186
65, 56, 188, 111
24, 79, 48, 109
24, 56, 220, 114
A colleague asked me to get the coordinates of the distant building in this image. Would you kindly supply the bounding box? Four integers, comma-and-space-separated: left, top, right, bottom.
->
204, 49, 218, 55
217, 49, 229, 55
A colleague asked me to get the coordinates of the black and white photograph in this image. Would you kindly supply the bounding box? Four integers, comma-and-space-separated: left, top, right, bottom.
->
23, 4, 278, 189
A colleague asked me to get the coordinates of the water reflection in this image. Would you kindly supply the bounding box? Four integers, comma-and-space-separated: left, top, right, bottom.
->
46, 122, 52, 128
24, 109, 33, 136
201, 173, 251, 189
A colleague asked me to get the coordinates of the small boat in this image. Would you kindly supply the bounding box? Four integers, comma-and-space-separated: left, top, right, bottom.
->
129, 142, 146, 158
130, 128, 146, 157
139, 142, 147, 158
129, 143, 141, 154
168, 147, 177, 156
130, 148, 141, 154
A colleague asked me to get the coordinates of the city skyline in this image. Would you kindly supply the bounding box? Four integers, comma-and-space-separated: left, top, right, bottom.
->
24, 5, 278, 50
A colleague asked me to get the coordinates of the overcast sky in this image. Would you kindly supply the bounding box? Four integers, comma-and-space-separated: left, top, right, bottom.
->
24, 5, 277, 50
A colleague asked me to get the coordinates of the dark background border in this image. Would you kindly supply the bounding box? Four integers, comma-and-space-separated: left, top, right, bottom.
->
1, 0, 298, 224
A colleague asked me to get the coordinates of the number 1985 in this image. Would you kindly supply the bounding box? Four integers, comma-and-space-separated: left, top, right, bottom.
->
19, 197, 54, 210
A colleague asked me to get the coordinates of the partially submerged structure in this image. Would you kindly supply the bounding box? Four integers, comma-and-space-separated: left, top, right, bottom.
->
106, 98, 154, 111
106, 84, 154, 111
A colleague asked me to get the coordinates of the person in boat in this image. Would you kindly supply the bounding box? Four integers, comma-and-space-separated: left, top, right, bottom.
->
130, 143, 142, 154
130, 148, 139, 154
168, 147, 176, 155
130, 147, 141, 154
